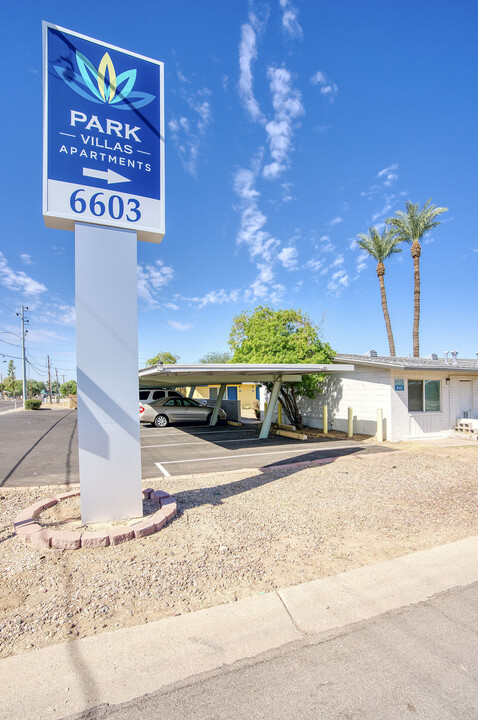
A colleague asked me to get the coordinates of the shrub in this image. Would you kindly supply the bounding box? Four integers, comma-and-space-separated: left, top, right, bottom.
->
25, 399, 42, 410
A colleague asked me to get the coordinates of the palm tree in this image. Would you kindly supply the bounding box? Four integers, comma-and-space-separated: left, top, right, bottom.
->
387, 199, 447, 357
357, 227, 402, 357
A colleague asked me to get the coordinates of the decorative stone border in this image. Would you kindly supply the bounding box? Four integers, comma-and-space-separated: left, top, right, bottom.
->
13, 488, 177, 550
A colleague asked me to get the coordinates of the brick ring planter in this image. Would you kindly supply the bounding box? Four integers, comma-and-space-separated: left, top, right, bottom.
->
13, 488, 177, 550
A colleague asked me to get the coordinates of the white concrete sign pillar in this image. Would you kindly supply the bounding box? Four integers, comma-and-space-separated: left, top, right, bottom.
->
75, 223, 143, 523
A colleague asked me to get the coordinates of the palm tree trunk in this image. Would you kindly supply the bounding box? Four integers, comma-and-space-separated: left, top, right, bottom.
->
376, 263, 396, 356
411, 242, 421, 357
377, 271, 396, 356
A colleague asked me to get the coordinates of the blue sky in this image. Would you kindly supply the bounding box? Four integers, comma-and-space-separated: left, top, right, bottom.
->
1, 0, 477, 382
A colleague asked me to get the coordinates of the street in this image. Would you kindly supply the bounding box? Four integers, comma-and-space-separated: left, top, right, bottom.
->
67, 581, 478, 720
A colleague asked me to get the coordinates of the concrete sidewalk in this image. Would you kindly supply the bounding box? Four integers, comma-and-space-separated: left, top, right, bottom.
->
1, 536, 477, 720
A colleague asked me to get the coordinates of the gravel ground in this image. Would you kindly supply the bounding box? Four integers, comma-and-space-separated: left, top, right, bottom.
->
1, 445, 477, 660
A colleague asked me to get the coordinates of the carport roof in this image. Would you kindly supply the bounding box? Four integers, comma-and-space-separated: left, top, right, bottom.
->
138, 363, 353, 387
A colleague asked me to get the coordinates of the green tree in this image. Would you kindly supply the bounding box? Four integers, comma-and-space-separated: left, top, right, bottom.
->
229, 306, 334, 428
357, 227, 402, 357
198, 351, 232, 363
60, 380, 77, 397
4, 360, 16, 395
146, 351, 180, 366
29, 380, 47, 397
387, 199, 447, 357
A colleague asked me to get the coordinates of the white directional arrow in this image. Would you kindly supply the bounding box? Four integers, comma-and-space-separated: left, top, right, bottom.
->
82, 168, 131, 184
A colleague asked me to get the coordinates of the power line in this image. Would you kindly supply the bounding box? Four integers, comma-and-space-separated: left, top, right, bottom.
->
1, 352, 23, 360
0, 338, 21, 348
0, 299, 15, 314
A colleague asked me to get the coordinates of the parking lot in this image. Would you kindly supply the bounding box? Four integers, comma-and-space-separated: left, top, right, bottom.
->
0, 409, 383, 488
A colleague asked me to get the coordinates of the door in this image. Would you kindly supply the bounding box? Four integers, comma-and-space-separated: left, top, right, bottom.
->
227, 386, 238, 401
458, 381, 472, 419
181, 398, 207, 423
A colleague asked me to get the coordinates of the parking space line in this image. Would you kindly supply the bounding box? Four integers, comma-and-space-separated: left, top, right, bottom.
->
141, 428, 257, 438
142, 438, 264, 449
155, 462, 171, 477
159, 445, 365, 466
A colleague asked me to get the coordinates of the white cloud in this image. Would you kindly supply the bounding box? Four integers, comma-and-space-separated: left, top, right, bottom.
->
424, 236, 435, 245
279, 0, 303, 39
169, 76, 213, 178
20, 254, 32, 265
280, 182, 294, 203
327, 216, 343, 227
168, 320, 192, 331
327, 269, 350, 295
263, 66, 304, 179
331, 254, 344, 267
0, 252, 47, 296
371, 194, 396, 223
356, 251, 368, 275
307, 258, 323, 272
164, 302, 179, 310
37, 304, 76, 327
278, 246, 298, 270
377, 164, 399, 187
310, 70, 338, 102
137, 260, 175, 309
238, 23, 264, 123
233, 165, 280, 263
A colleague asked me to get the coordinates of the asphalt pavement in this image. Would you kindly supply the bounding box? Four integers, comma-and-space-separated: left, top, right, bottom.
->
68, 581, 478, 720
0, 409, 390, 487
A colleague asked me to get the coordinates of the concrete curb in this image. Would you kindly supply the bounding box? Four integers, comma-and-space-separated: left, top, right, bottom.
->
1, 536, 477, 720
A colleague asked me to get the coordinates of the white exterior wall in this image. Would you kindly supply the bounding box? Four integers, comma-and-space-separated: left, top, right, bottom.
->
390, 372, 478, 440
390, 372, 447, 440
297, 367, 392, 439
262, 366, 478, 441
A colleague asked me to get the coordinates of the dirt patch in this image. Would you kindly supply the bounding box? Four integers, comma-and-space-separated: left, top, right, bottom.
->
40, 496, 158, 532
301, 426, 375, 443
1, 445, 477, 659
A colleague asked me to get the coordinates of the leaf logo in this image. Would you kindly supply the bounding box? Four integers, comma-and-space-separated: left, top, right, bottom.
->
54, 51, 155, 110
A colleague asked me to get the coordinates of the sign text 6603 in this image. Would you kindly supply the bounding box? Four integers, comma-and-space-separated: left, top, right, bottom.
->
69, 189, 141, 223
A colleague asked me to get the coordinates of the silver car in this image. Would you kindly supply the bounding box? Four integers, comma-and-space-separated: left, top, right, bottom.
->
140, 397, 227, 428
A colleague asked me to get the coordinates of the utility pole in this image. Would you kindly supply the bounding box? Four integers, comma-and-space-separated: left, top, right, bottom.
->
16, 305, 29, 409
55, 367, 59, 401
62, 374, 65, 385
47, 355, 52, 404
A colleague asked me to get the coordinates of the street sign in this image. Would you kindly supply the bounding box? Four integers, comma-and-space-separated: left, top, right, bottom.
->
43, 22, 164, 243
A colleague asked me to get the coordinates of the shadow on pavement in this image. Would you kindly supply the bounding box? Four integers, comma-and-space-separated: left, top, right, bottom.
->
0, 410, 76, 488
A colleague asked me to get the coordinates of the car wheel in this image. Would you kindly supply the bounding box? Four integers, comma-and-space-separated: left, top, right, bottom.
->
206, 412, 213, 424
153, 414, 168, 428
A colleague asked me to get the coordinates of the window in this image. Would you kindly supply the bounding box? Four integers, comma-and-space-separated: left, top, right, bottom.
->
169, 391, 182, 398
152, 390, 165, 400
139, 390, 149, 401
408, 380, 440, 412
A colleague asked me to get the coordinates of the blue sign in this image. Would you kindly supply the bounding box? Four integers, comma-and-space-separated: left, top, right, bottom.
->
43, 23, 164, 242
394, 378, 405, 392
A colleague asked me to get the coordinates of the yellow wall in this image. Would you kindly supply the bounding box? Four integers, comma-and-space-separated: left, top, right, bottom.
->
187, 384, 258, 409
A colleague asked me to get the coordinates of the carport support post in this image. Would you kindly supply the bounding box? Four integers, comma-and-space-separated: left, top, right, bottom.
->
209, 383, 227, 425
188, 386, 196, 399
377, 408, 384, 442
259, 378, 281, 439
75, 223, 143, 524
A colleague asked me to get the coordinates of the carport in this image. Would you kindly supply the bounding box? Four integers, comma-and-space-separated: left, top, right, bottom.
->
138, 363, 352, 439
